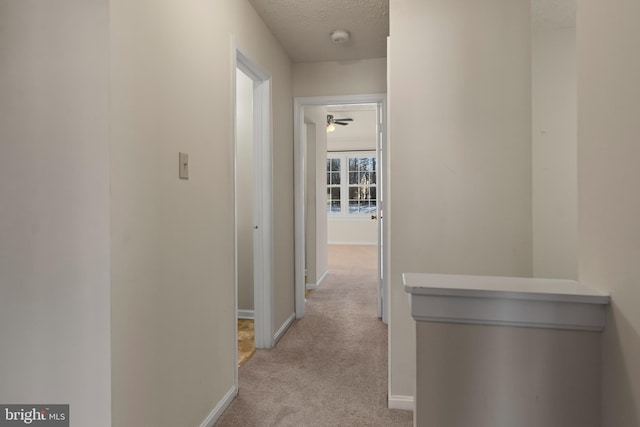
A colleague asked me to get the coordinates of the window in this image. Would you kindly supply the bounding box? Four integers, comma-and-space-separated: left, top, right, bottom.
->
327, 158, 341, 213
326, 152, 377, 216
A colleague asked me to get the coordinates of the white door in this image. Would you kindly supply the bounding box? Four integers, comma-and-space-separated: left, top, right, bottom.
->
376, 102, 386, 323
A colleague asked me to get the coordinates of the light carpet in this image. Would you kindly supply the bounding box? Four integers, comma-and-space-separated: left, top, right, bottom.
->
216, 245, 412, 426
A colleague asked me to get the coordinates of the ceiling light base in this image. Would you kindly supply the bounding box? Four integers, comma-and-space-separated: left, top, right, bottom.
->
330, 30, 350, 44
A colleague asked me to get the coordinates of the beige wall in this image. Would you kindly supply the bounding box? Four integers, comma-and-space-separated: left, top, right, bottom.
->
416, 322, 601, 427
293, 58, 387, 97
388, 0, 533, 398
578, 1, 640, 426
236, 69, 254, 312
0, 1, 111, 425
110, 1, 293, 426
532, 27, 578, 280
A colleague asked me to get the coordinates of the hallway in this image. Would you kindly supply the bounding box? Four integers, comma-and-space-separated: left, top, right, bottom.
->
217, 245, 412, 426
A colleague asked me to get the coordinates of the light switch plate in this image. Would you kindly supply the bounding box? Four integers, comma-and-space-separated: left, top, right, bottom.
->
179, 152, 189, 179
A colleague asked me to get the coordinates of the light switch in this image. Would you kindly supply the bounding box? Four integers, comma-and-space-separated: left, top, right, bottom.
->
179, 152, 189, 180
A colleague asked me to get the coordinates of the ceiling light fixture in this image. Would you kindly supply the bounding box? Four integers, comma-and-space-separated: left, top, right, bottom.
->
327, 114, 336, 133
330, 29, 350, 44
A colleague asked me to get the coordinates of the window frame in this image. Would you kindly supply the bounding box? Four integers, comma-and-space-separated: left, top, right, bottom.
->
326, 150, 378, 219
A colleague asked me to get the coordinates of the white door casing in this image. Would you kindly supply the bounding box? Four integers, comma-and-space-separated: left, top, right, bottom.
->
233, 43, 274, 390
293, 94, 388, 322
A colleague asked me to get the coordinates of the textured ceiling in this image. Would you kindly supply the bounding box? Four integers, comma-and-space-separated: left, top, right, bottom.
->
248, 0, 389, 63
249, 0, 575, 63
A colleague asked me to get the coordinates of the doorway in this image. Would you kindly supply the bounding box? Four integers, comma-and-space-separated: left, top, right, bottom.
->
294, 94, 388, 324
233, 48, 274, 387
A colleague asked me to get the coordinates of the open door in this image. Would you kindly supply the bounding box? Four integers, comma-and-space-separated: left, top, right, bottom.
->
233, 46, 275, 391
376, 102, 388, 324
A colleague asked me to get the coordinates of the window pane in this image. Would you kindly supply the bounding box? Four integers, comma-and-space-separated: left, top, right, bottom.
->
347, 200, 375, 214
331, 187, 341, 200
326, 159, 331, 172
348, 187, 359, 200
349, 172, 358, 185
358, 172, 371, 185
370, 187, 377, 200
331, 172, 340, 185
361, 201, 376, 213
350, 186, 376, 200
370, 171, 376, 184
331, 158, 341, 171
327, 200, 341, 213
327, 187, 341, 214
326, 172, 331, 185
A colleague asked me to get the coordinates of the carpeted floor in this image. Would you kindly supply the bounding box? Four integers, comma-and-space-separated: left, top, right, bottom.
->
217, 245, 413, 427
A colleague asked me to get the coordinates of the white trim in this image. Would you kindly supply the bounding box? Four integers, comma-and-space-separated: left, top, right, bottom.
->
231, 35, 240, 396
199, 385, 238, 427
388, 395, 414, 411
294, 100, 305, 319
305, 270, 329, 290
327, 241, 377, 246
328, 216, 376, 222
273, 312, 296, 345
235, 47, 274, 350
377, 97, 388, 324
237, 309, 255, 320
403, 273, 610, 331
294, 94, 388, 322
386, 34, 392, 404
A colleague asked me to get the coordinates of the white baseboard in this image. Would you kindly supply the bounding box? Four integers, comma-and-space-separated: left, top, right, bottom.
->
306, 270, 329, 290
388, 395, 414, 411
274, 312, 296, 344
199, 385, 237, 427
328, 241, 377, 246
237, 309, 254, 320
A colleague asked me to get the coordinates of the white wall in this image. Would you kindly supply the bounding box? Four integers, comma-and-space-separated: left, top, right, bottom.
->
326, 108, 378, 151
388, 0, 532, 400
328, 220, 377, 246
293, 58, 387, 97
304, 122, 317, 283
0, 1, 111, 425
578, 2, 640, 425
236, 69, 254, 312
532, 27, 578, 279
109, 1, 293, 426
304, 107, 329, 285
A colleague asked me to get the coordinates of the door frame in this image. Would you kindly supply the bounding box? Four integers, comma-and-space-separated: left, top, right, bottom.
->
232, 44, 274, 390
293, 94, 388, 322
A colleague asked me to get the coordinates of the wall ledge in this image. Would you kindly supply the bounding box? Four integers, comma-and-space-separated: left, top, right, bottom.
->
403, 273, 610, 331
